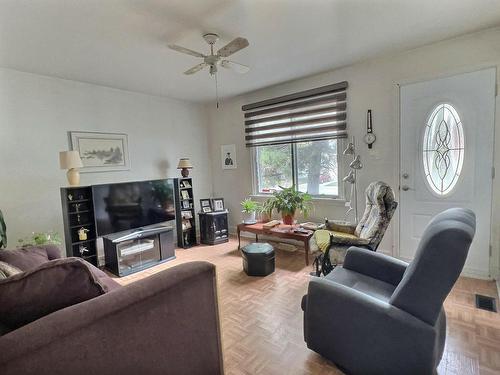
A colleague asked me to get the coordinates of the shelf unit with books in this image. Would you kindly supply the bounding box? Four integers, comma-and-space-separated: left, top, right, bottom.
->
173, 178, 197, 248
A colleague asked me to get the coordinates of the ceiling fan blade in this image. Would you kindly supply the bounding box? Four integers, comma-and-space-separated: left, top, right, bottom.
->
220, 60, 250, 74
168, 44, 205, 58
217, 37, 249, 58
184, 62, 207, 75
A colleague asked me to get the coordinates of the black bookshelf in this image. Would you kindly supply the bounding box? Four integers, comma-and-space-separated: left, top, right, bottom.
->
60, 186, 98, 266
174, 178, 198, 248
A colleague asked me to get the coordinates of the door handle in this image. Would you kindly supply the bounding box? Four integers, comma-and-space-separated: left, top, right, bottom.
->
401, 185, 410, 191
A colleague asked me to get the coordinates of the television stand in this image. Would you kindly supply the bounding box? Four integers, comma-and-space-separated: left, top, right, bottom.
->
103, 226, 175, 277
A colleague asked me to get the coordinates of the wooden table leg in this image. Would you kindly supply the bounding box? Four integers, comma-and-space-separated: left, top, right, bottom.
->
255, 234, 258, 243
304, 239, 310, 266
237, 227, 241, 249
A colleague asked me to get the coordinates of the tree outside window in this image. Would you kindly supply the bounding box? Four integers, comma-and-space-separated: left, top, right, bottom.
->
254, 139, 339, 197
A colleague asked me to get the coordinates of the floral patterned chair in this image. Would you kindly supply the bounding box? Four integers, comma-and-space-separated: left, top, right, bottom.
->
312, 181, 398, 275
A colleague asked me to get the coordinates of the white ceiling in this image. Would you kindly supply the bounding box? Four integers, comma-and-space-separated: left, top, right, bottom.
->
1, 0, 500, 102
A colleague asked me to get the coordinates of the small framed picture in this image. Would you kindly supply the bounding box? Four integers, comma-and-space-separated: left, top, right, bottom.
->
182, 200, 191, 209
212, 198, 225, 212
181, 210, 193, 219
181, 219, 192, 231
200, 199, 212, 213
182, 180, 191, 188
221, 144, 237, 170
181, 190, 190, 200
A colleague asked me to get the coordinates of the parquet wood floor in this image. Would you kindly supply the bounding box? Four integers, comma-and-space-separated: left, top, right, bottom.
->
114, 238, 500, 375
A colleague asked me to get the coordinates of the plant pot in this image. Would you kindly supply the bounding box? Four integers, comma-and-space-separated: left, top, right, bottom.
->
260, 212, 272, 223
282, 213, 295, 225
242, 211, 257, 224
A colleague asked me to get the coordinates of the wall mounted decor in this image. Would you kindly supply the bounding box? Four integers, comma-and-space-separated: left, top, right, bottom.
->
363, 109, 376, 149
69, 131, 130, 173
221, 144, 237, 169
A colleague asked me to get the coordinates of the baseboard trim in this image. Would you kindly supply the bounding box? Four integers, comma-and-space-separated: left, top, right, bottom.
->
461, 267, 491, 280
398, 255, 491, 280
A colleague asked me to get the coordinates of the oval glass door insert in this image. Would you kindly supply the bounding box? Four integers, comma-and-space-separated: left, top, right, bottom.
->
422, 103, 464, 195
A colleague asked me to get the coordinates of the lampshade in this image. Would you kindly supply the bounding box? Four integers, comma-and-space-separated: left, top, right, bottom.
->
177, 158, 193, 169
343, 142, 355, 155
59, 151, 83, 170
343, 170, 356, 184
349, 155, 363, 170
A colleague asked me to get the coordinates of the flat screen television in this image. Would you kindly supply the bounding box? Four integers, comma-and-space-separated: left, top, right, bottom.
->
92, 179, 175, 237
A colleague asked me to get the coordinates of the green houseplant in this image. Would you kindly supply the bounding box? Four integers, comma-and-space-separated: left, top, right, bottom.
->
18, 231, 62, 248
272, 186, 312, 225
241, 198, 259, 224
257, 197, 275, 223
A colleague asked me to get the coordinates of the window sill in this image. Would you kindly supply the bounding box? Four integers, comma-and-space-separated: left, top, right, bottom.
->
249, 194, 347, 206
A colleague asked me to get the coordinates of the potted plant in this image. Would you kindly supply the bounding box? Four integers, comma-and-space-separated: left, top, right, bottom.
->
258, 198, 275, 223
17, 231, 62, 248
241, 198, 259, 224
272, 186, 312, 225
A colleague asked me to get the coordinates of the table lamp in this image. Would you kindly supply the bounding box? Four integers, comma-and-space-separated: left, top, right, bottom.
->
177, 158, 193, 177
60, 151, 83, 186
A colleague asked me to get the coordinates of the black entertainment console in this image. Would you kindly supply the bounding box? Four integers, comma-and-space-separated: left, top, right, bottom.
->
60, 178, 183, 277
102, 225, 175, 276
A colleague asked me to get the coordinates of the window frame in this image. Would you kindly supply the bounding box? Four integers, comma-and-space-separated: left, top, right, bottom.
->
251, 139, 345, 199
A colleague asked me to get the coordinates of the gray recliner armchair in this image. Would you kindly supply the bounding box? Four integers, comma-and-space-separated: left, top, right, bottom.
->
302, 208, 476, 375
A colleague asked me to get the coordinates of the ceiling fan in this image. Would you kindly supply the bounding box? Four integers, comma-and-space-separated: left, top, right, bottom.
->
169, 33, 250, 76
168, 33, 250, 107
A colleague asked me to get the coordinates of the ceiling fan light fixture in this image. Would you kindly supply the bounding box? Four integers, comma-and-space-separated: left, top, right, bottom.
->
168, 33, 250, 108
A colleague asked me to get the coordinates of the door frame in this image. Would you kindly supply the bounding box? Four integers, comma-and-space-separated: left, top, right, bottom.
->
394, 65, 497, 280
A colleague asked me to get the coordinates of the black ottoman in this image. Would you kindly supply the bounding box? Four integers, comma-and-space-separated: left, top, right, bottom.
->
241, 242, 275, 276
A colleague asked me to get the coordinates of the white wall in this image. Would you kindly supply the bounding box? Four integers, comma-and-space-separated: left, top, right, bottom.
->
206, 27, 500, 279
0, 68, 211, 253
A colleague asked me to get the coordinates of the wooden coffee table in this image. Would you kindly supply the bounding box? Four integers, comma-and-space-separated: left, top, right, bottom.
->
237, 222, 314, 265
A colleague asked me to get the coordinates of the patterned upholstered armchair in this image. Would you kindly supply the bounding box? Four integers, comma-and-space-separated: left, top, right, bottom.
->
312, 181, 398, 273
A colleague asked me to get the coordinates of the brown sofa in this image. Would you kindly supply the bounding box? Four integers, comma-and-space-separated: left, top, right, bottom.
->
0, 245, 224, 375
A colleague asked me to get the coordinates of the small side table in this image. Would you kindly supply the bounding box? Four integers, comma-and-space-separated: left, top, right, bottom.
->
199, 210, 229, 245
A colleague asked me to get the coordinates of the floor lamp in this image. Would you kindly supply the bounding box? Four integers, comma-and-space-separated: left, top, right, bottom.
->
342, 137, 362, 223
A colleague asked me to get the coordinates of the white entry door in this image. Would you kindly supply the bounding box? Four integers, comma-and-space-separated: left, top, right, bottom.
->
399, 68, 496, 278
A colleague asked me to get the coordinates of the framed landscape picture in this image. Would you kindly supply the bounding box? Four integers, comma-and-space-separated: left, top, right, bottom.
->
69, 131, 130, 173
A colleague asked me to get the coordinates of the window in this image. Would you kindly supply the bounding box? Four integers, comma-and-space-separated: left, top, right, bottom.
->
255, 144, 292, 192
422, 103, 464, 195
254, 139, 340, 197
243, 81, 347, 198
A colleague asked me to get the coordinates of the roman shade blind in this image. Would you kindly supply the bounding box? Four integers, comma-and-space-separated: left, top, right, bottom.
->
242, 81, 348, 147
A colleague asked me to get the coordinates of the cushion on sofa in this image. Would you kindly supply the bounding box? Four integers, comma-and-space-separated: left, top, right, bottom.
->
0, 246, 52, 271
0, 257, 113, 332
0, 261, 22, 280
85, 263, 121, 291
